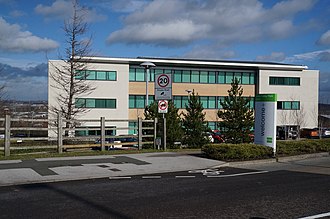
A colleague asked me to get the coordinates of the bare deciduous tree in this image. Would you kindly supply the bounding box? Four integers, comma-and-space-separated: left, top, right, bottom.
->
49, 0, 95, 135
290, 104, 306, 139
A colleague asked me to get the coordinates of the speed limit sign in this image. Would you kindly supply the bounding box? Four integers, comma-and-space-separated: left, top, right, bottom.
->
155, 73, 172, 100
155, 74, 172, 89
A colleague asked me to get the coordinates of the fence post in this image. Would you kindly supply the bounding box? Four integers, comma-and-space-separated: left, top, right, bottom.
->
100, 117, 105, 151
138, 117, 143, 150
153, 118, 158, 149
4, 114, 10, 157
57, 114, 63, 153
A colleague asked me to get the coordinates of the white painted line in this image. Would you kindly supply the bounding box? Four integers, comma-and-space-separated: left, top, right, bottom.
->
207, 170, 269, 178
109, 176, 132, 180
298, 212, 330, 219
142, 176, 161, 179
175, 176, 196, 178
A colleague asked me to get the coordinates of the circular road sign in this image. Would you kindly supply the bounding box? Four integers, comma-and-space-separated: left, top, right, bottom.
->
157, 74, 170, 88
158, 100, 168, 113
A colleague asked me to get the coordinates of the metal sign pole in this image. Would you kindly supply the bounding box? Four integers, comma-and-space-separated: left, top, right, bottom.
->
163, 113, 166, 151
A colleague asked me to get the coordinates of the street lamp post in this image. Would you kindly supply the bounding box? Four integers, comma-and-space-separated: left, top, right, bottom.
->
140, 62, 156, 108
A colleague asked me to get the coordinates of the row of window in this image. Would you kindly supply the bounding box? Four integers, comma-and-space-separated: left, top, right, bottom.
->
269, 77, 300, 86
75, 98, 117, 108
75, 70, 117, 81
129, 95, 254, 109
277, 101, 300, 110
74, 97, 298, 111
129, 67, 255, 85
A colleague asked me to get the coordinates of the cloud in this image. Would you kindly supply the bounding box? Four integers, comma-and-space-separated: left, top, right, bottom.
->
0, 17, 59, 53
256, 52, 286, 62
99, 0, 148, 13
106, 0, 317, 47
317, 30, 330, 45
285, 49, 330, 63
0, 63, 48, 101
35, 0, 106, 22
183, 45, 236, 60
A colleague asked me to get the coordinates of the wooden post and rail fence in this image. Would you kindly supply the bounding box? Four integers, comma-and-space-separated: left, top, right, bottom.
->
0, 114, 157, 157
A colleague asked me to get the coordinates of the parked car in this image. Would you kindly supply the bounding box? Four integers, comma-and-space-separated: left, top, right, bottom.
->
322, 128, 330, 138
211, 130, 225, 143
300, 128, 319, 139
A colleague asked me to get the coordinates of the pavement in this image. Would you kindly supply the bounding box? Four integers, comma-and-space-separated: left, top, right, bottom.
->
0, 152, 225, 187
0, 152, 329, 187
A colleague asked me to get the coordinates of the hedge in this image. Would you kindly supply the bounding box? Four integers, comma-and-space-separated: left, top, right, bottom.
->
202, 138, 330, 161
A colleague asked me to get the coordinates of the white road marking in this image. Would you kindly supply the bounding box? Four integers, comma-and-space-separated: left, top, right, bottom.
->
297, 212, 330, 219
109, 176, 132, 180
175, 176, 196, 178
207, 170, 269, 178
142, 176, 161, 179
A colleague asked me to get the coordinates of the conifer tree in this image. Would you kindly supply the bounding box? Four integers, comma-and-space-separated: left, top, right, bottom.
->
182, 90, 209, 148
144, 101, 183, 148
217, 78, 254, 144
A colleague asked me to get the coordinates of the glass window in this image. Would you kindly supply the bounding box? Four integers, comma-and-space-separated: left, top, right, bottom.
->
191, 71, 199, 83
182, 70, 190, 83
208, 96, 216, 109
283, 102, 291, 109
86, 99, 95, 108
97, 71, 106, 80
250, 73, 255, 84
155, 69, 163, 74
242, 72, 250, 84
136, 68, 145, 81
182, 96, 189, 108
75, 98, 85, 108
226, 72, 234, 84
208, 122, 216, 131
218, 72, 225, 84
136, 95, 145, 108
209, 71, 216, 84
129, 68, 135, 81
129, 122, 137, 134
200, 96, 208, 108
108, 71, 117, 81
75, 70, 85, 80
292, 101, 300, 110
129, 96, 135, 108
269, 77, 300, 86
150, 69, 155, 82
86, 71, 96, 80
174, 70, 182, 82
200, 71, 208, 83
95, 99, 106, 108
106, 99, 116, 108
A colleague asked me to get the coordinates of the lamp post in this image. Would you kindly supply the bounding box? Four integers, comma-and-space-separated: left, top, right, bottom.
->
140, 62, 156, 108
185, 89, 192, 100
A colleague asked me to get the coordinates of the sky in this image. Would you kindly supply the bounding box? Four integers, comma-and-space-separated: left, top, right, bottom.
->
0, 0, 329, 103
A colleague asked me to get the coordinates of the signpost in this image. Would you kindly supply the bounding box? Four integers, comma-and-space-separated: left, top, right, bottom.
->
254, 94, 277, 155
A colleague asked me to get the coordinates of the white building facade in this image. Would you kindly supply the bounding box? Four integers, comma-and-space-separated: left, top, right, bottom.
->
48, 57, 319, 136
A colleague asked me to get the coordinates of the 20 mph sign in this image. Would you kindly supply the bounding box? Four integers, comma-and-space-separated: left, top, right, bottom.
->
155, 73, 172, 100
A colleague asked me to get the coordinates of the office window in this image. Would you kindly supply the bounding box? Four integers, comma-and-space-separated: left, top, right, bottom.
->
217, 96, 226, 109
226, 72, 234, 84
269, 77, 300, 86
209, 71, 216, 83
191, 71, 199, 83
135, 68, 145, 81
200, 96, 208, 108
241, 72, 250, 84
129, 95, 155, 108
182, 70, 190, 83
200, 71, 208, 83
174, 70, 182, 82
75, 70, 116, 81
277, 101, 300, 110
218, 72, 225, 84
75, 98, 116, 109
129, 67, 135, 81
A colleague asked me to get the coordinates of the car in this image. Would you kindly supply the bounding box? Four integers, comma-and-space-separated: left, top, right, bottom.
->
211, 130, 225, 143
322, 129, 330, 138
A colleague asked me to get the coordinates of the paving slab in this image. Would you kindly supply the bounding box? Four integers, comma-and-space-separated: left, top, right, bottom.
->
0, 152, 225, 186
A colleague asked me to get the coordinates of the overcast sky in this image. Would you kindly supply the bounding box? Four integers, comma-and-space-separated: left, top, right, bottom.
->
0, 0, 329, 103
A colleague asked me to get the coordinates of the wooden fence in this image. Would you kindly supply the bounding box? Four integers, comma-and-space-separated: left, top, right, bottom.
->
0, 115, 157, 157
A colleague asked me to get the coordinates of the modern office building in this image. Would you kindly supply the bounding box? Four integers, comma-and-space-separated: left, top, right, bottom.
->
48, 56, 319, 136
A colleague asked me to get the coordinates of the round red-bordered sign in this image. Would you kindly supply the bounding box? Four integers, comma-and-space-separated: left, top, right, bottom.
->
157, 74, 170, 88
158, 100, 168, 110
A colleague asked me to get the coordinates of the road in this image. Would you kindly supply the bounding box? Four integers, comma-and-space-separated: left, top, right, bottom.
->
0, 162, 329, 219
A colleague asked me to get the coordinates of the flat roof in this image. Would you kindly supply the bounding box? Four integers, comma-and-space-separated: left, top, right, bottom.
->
74, 56, 308, 70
